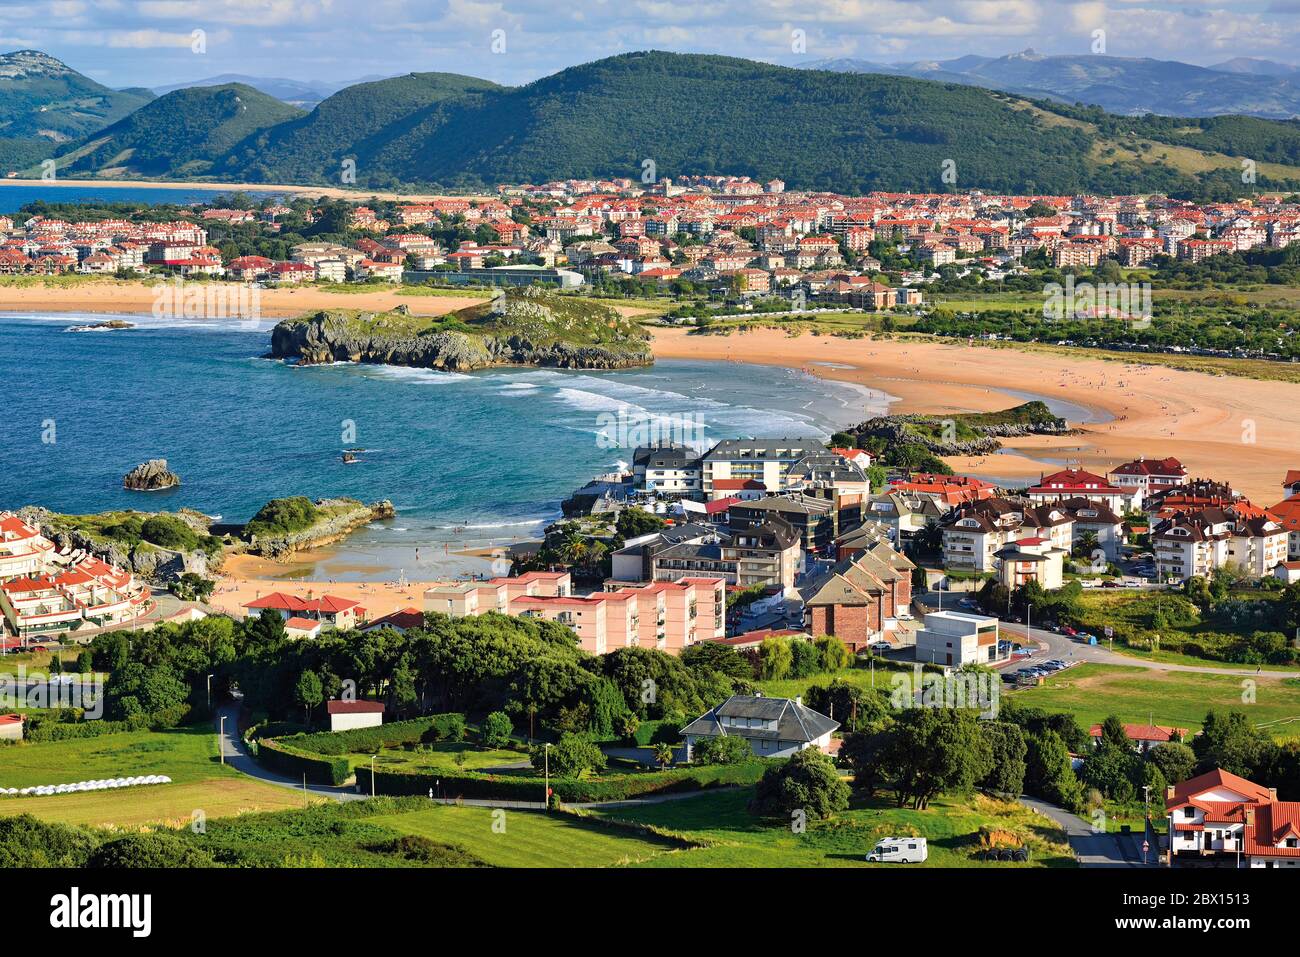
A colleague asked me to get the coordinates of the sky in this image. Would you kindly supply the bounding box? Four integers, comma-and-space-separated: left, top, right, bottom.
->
0, 0, 1297, 89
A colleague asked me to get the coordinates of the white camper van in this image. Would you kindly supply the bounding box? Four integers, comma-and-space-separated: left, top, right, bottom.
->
866, 837, 928, 863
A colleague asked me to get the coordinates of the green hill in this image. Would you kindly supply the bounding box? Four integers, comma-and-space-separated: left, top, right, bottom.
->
0, 50, 153, 141
215, 72, 503, 187
49, 51, 1300, 196
53, 83, 304, 178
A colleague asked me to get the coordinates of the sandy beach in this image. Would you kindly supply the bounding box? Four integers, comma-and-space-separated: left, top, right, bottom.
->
652, 326, 1299, 506
211, 554, 437, 621
0, 280, 492, 318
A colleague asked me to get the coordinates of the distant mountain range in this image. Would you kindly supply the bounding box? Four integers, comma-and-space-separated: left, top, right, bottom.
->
6, 49, 1300, 197
802, 50, 1300, 119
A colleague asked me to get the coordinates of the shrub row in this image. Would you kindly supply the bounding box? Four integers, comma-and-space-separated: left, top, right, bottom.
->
272, 714, 466, 756
625, 719, 682, 747
355, 759, 768, 804
257, 737, 351, 786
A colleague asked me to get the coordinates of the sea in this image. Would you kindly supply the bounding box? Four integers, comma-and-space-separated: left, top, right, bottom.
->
0, 184, 283, 214
0, 312, 895, 579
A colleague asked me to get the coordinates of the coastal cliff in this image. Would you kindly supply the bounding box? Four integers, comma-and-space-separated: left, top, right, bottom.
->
239, 496, 396, 559
268, 287, 652, 372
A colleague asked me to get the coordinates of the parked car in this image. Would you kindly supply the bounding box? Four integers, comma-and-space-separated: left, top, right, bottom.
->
866, 837, 928, 863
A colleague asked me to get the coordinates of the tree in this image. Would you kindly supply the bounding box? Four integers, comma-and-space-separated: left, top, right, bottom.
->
481, 711, 513, 748
653, 742, 675, 768
802, 681, 891, 733
530, 733, 606, 777
980, 722, 1027, 796
1098, 715, 1133, 751
1146, 741, 1196, 788
757, 637, 793, 681
1193, 709, 1276, 778
840, 729, 891, 796
879, 708, 993, 809
293, 670, 324, 726
815, 635, 854, 672
1024, 730, 1083, 811
1080, 741, 1142, 803
679, 640, 753, 681
692, 734, 753, 765
614, 508, 666, 539
788, 638, 823, 679
749, 748, 850, 820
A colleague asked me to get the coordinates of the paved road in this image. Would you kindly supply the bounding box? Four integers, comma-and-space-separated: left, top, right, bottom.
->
214, 703, 365, 802
1019, 796, 1146, 868
915, 591, 1299, 678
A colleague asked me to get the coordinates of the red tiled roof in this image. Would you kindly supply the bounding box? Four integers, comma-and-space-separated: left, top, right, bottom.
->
325, 700, 385, 714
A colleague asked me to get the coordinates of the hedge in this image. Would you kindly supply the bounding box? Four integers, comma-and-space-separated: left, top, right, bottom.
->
355, 759, 768, 803
271, 714, 466, 756
625, 719, 682, 747
257, 737, 351, 786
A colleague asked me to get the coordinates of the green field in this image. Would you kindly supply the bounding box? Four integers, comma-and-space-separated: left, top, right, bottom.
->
588, 788, 1074, 868
1009, 663, 1300, 739
369, 805, 684, 867
0, 725, 316, 826
754, 664, 911, 702
344, 741, 527, 774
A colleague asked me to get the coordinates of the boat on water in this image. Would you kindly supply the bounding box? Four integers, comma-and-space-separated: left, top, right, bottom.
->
342, 452, 360, 464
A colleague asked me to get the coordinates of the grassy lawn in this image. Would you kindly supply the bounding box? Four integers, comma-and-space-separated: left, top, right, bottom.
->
1009, 663, 1300, 739
753, 664, 903, 701
368, 804, 683, 867
589, 788, 1075, 867
0, 725, 315, 826
344, 742, 527, 773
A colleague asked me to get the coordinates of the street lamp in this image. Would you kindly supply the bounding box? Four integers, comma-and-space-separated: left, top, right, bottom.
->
370, 754, 377, 798
218, 715, 225, 765
206, 673, 214, 712
543, 742, 552, 811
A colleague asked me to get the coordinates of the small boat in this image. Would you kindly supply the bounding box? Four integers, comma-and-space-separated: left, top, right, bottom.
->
342, 452, 359, 464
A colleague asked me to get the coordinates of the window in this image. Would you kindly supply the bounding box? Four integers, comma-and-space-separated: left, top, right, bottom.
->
1184, 808, 1195, 819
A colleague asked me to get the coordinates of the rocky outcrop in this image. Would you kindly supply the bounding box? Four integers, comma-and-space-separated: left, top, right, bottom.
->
15, 506, 218, 585
244, 498, 396, 559
268, 289, 652, 372
848, 402, 1072, 458
123, 459, 181, 491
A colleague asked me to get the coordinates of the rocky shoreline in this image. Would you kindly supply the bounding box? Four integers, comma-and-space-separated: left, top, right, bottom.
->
240, 498, 396, 560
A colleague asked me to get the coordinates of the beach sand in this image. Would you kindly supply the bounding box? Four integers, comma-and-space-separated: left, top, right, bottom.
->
652, 326, 1299, 506
211, 554, 437, 621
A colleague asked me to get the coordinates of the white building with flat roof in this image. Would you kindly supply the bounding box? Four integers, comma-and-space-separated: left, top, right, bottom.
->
915, 610, 1004, 668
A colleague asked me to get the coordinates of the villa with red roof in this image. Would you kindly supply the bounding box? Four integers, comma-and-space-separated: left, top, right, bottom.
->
1167, 769, 1300, 868
890, 473, 997, 507
1089, 722, 1187, 753
242, 592, 367, 630
1107, 456, 1187, 505
1026, 468, 1136, 513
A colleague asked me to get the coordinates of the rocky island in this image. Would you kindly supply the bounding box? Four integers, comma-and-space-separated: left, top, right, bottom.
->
65, 319, 135, 333
267, 287, 652, 372
123, 458, 182, 491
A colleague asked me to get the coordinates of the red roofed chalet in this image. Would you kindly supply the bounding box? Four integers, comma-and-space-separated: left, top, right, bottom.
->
1166, 768, 1300, 867
242, 592, 366, 630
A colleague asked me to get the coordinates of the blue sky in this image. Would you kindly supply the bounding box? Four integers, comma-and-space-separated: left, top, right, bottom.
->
2, 0, 1297, 88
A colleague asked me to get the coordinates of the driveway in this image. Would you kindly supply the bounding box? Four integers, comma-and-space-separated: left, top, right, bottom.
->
1019, 796, 1145, 867
214, 703, 365, 802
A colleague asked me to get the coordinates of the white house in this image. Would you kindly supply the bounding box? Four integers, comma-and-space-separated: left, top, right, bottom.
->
1167, 768, 1300, 868
326, 700, 385, 732
680, 694, 837, 761
915, 610, 1004, 667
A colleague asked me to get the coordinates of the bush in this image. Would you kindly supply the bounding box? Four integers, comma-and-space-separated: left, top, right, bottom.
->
481, 711, 513, 748
749, 749, 850, 820
0, 814, 96, 867
257, 737, 350, 786
530, 733, 606, 777
88, 833, 218, 868
139, 515, 200, 551
691, 734, 753, 765
358, 759, 767, 803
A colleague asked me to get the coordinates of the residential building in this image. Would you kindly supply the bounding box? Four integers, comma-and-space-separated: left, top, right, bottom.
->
915, 610, 1004, 667
680, 694, 838, 761
802, 541, 915, 652
993, 537, 1068, 590
1026, 468, 1137, 513
700, 438, 826, 495
1088, 722, 1187, 753
941, 498, 1073, 573
241, 592, 367, 630
1108, 456, 1188, 505
1167, 768, 1300, 868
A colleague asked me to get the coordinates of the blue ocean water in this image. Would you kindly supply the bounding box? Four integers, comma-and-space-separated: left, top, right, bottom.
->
0, 313, 893, 577
0, 185, 282, 214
